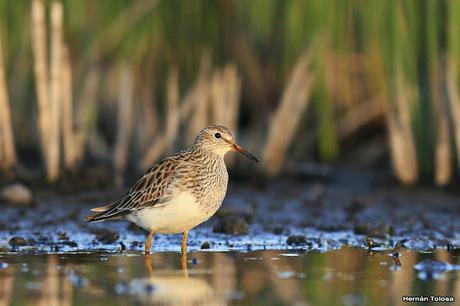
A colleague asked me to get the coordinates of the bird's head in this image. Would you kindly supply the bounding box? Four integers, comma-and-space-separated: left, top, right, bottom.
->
193, 125, 259, 162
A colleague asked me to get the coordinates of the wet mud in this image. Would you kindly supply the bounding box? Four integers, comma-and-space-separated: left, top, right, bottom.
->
0, 176, 458, 254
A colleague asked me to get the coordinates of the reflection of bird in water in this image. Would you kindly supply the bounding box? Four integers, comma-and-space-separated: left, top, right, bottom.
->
85, 125, 258, 265
131, 254, 224, 305
128, 276, 222, 305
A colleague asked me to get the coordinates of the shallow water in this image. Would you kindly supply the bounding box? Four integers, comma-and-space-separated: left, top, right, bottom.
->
0, 248, 458, 306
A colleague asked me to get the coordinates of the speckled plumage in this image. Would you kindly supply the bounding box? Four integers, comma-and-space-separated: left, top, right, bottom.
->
85, 125, 257, 238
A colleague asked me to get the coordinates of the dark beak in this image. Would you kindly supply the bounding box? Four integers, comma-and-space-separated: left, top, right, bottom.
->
232, 143, 259, 162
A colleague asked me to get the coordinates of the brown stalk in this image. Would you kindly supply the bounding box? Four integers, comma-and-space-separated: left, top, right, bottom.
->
433, 69, 452, 186
47, 1, 64, 182
31, 0, 51, 172
0, 29, 17, 169
209, 64, 241, 132
446, 56, 460, 172
209, 64, 241, 166
114, 63, 134, 186
262, 52, 314, 176
187, 51, 212, 145
223, 64, 241, 134
386, 71, 418, 184
210, 69, 225, 124
74, 66, 101, 162
337, 96, 385, 139
178, 50, 212, 146
165, 68, 180, 151
136, 75, 158, 153
61, 45, 77, 170
141, 68, 179, 168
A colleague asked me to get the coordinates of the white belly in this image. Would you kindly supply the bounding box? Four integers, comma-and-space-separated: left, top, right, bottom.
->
126, 191, 215, 234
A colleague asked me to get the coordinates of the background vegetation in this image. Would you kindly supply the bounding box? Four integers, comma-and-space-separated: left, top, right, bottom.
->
0, 0, 459, 186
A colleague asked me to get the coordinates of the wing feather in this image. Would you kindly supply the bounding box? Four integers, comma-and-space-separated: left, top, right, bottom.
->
85, 154, 182, 222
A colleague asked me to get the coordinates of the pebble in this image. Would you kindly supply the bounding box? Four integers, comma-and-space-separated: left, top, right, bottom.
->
0, 183, 33, 206
286, 235, 307, 246
201, 241, 210, 249
9, 236, 29, 247
94, 230, 119, 244
213, 215, 248, 235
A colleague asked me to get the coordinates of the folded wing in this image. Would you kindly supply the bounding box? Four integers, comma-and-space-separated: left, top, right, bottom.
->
85, 156, 180, 222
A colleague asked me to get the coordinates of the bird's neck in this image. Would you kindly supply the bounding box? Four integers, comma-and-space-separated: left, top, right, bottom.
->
191, 147, 226, 165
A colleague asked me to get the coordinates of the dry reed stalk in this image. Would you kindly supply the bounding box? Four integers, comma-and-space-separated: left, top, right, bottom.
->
210, 64, 241, 132
47, 1, 64, 182
210, 69, 226, 123
386, 74, 418, 184
223, 64, 241, 133
0, 30, 17, 169
141, 68, 179, 168
74, 67, 100, 162
165, 68, 180, 151
31, 0, 51, 170
446, 57, 460, 171
433, 72, 452, 186
188, 81, 209, 141
337, 96, 385, 138
262, 52, 314, 176
61, 45, 77, 170
136, 80, 158, 152
114, 63, 134, 186
188, 53, 211, 144
435, 110, 451, 185
209, 64, 241, 166
180, 51, 211, 145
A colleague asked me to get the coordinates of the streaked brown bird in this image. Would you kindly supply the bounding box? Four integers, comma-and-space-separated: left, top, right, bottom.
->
85, 125, 258, 257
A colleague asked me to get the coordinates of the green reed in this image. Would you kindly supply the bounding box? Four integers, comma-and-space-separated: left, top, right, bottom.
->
0, 0, 458, 183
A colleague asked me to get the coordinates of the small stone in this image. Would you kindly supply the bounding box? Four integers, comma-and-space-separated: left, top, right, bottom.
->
0, 183, 33, 206
273, 225, 284, 235
9, 236, 28, 247
286, 235, 307, 246
131, 241, 142, 248
213, 215, 248, 235
94, 230, 119, 244
58, 232, 69, 240
366, 237, 381, 249
201, 241, 210, 249
353, 224, 369, 235
61, 241, 78, 248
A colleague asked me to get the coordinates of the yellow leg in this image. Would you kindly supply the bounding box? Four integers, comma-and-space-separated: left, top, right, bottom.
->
145, 228, 155, 254
181, 231, 188, 255
181, 231, 188, 271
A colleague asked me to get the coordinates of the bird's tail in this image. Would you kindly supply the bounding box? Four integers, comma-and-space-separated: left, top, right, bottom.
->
85, 202, 122, 222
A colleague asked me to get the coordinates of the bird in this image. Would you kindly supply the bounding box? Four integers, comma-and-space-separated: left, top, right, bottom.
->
85, 125, 259, 257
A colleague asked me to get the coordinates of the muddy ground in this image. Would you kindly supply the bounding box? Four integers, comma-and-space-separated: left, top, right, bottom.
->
0, 166, 458, 255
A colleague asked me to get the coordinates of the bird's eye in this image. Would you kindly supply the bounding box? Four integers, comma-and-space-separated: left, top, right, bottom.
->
214, 133, 221, 139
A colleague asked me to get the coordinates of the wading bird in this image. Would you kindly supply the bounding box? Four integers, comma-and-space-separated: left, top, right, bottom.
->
85, 125, 258, 260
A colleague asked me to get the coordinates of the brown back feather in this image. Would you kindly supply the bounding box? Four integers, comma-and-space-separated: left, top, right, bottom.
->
85, 153, 183, 222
